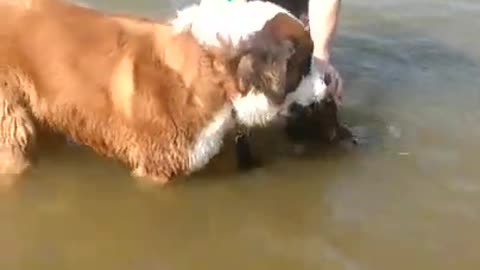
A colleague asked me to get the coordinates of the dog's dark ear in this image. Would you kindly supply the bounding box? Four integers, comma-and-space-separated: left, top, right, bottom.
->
236, 43, 291, 75
262, 13, 311, 43
235, 33, 298, 96
261, 12, 314, 68
278, 39, 295, 61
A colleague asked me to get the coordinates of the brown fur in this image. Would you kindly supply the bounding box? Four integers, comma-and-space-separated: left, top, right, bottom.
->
231, 13, 313, 105
0, 0, 313, 184
263, 13, 313, 95
0, 0, 243, 183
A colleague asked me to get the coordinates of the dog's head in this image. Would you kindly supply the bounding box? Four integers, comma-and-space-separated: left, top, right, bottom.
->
222, 12, 318, 127
172, 1, 327, 127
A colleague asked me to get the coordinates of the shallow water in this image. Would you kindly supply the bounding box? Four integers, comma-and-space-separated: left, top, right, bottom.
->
1, 0, 480, 269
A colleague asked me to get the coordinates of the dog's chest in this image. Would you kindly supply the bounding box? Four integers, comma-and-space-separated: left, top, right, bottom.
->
188, 104, 234, 173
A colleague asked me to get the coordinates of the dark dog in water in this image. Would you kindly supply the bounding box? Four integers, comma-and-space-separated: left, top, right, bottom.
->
234, 93, 356, 170
234, 0, 354, 170
285, 95, 354, 145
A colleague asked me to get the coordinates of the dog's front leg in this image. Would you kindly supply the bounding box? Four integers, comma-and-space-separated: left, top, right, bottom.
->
234, 126, 261, 171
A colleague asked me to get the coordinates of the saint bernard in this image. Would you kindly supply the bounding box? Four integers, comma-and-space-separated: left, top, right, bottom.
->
0, 0, 326, 184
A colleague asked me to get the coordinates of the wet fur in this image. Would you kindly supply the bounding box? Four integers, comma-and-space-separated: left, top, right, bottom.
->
0, 0, 316, 183
235, 0, 352, 169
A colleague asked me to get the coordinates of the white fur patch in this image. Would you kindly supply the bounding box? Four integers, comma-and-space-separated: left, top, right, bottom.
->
280, 65, 328, 115
232, 91, 280, 127
230, 63, 328, 122
188, 104, 235, 173
171, 0, 301, 48
187, 90, 283, 173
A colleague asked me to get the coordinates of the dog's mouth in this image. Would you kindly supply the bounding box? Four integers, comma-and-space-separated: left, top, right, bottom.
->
284, 99, 356, 145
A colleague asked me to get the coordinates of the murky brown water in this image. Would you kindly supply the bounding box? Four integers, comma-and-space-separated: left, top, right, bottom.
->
2, 0, 480, 269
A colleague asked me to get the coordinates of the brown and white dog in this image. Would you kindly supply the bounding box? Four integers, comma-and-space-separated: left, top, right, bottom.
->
0, 0, 326, 184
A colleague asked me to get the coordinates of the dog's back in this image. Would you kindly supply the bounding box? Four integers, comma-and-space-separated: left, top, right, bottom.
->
0, 0, 167, 119
0, 0, 243, 181
0, 0, 178, 169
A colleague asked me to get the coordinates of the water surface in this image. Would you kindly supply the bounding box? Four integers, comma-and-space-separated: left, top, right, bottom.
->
1, 0, 480, 269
